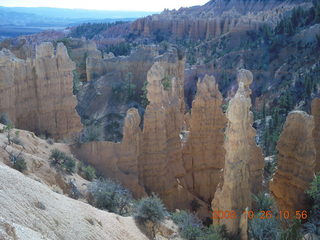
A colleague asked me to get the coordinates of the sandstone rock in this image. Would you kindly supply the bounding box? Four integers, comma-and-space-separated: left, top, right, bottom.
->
270, 111, 316, 214
72, 108, 146, 198
212, 69, 263, 234
312, 98, 320, 173
130, 0, 306, 41
139, 59, 188, 209
0, 163, 149, 240
182, 75, 227, 203
0, 42, 82, 140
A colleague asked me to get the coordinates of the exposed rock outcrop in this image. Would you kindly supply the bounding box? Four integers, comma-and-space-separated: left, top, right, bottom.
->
212, 69, 263, 234
131, 0, 308, 40
72, 108, 146, 198
139, 59, 188, 209
270, 111, 316, 214
182, 75, 227, 203
0, 163, 149, 240
312, 98, 320, 173
0, 42, 82, 140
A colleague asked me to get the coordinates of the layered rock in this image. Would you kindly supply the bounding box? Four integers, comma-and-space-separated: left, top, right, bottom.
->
212, 69, 263, 234
182, 75, 227, 203
72, 108, 146, 198
0, 163, 150, 240
0, 42, 82, 140
312, 98, 320, 173
139, 59, 188, 209
270, 111, 316, 213
131, 0, 307, 41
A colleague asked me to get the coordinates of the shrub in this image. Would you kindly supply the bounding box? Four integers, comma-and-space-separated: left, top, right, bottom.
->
172, 210, 203, 239
49, 149, 76, 173
11, 131, 23, 146
306, 174, 320, 211
249, 212, 281, 240
135, 194, 167, 223
252, 192, 275, 211
89, 178, 133, 215
0, 112, 11, 125
46, 138, 54, 145
280, 220, 302, 240
161, 75, 172, 91
172, 210, 230, 240
63, 156, 76, 173
10, 154, 27, 172
3, 123, 14, 145
82, 165, 97, 181
81, 125, 103, 142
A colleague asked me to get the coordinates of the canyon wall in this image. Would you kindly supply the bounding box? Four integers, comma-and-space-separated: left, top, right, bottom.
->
72, 108, 146, 198
270, 111, 316, 214
130, 0, 306, 41
212, 69, 263, 234
312, 98, 320, 173
0, 42, 82, 140
182, 75, 227, 203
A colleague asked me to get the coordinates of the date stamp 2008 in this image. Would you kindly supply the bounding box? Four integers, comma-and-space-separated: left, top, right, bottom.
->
212, 210, 308, 220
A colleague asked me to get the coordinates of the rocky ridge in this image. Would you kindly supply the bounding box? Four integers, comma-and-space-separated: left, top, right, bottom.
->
131, 0, 310, 40
0, 42, 82, 140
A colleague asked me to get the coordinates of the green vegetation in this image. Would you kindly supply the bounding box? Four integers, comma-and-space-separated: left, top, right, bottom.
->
0, 112, 11, 125
81, 125, 104, 143
306, 174, 320, 212
161, 75, 172, 91
103, 42, 132, 56
80, 164, 97, 181
172, 210, 231, 240
69, 22, 127, 39
11, 130, 23, 146
141, 81, 150, 108
89, 178, 134, 216
252, 193, 275, 212
134, 194, 167, 223
49, 149, 76, 173
72, 70, 81, 95
10, 153, 27, 172
3, 123, 14, 145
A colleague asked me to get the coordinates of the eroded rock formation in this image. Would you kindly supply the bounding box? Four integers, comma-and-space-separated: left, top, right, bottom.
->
182, 75, 227, 203
270, 111, 316, 214
131, 0, 307, 40
212, 69, 263, 234
312, 98, 320, 173
139, 59, 188, 209
72, 108, 146, 198
0, 42, 82, 140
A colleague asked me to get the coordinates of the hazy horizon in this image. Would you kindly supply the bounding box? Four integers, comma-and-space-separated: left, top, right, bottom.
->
0, 0, 209, 11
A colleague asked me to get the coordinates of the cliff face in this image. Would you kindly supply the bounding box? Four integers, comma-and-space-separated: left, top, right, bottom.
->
312, 98, 320, 173
182, 75, 227, 203
72, 108, 146, 198
74, 50, 190, 208
131, 0, 307, 40
0, 42, 82, 140
139, 58, 189, 209
270, 111, 316, 213
212, 69, 263, 234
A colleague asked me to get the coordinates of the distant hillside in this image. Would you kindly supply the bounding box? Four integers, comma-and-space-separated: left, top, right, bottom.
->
0, 6, 156, 39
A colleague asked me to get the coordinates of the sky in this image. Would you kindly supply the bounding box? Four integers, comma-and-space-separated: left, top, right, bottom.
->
0, 0, 209, 11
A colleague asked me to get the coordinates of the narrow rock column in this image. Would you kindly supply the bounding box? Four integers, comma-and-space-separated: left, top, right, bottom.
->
212, 69, 262, 235
182, 75, 227, 202
270, 111, 316, 214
